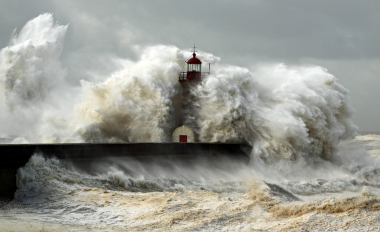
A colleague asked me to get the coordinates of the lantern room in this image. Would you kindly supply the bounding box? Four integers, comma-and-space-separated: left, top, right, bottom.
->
187, 55, 201, 71
187, 53, 202, 80
179, 45, 209, 83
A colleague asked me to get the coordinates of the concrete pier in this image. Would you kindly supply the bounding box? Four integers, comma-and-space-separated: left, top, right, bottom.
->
0, 143, 251, 198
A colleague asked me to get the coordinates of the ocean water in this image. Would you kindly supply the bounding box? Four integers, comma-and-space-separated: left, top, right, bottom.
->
0, 135, 380, 231
1, 14, 379, 231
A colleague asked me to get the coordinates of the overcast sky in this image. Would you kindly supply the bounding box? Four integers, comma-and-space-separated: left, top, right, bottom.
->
1, 0, 379, 132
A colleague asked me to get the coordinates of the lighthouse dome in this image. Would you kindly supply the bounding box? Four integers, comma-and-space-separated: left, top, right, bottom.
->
187, 53, 202, 64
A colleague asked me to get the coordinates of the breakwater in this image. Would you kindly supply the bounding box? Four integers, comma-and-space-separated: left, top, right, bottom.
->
0, 143, 251, 198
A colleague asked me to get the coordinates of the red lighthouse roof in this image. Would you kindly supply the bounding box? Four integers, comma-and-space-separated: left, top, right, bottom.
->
187, 53, 202, 64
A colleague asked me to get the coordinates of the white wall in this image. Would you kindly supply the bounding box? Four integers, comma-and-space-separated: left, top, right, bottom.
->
172, 125, 194, 142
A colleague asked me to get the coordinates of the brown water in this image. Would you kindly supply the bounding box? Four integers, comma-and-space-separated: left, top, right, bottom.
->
0, 135, 380, 231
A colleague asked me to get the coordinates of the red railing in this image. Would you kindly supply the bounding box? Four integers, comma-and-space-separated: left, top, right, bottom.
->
179, 72, 187, 81
178, 72, 209, 81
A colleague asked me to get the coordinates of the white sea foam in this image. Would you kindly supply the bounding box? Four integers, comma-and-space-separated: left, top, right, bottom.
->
2, 13, 380, 231
195, 64, 358, 163
5, 142, 380, 231
0, 14, 358, 163
0, 13, 66, 109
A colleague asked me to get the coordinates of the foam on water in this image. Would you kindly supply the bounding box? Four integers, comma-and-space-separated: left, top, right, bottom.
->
0, 14, 357, 157
1, 13, 380, 231
3, 147, 379, 231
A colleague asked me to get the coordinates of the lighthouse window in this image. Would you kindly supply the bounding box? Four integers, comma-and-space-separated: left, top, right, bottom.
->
188, 64, 201, 72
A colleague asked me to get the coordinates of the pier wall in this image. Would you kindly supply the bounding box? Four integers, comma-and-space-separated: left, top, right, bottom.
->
0, 143, 251, 198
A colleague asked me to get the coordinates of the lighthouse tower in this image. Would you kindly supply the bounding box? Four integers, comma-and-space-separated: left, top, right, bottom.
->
173, 46, 209, 143
178, 45, 209, 99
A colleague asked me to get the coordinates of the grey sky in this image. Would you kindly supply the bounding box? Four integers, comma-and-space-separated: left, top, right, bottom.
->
1, 0, 379, 132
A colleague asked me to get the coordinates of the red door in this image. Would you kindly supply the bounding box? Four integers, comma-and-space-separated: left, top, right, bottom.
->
179, 135, 187, 142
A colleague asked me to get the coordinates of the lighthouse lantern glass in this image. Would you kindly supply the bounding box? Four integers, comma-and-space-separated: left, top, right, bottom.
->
188, 64, 201, 72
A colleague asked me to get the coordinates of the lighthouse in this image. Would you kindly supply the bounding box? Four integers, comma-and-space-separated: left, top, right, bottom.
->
173, 46, 209, 143
179, 50, 202, 82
